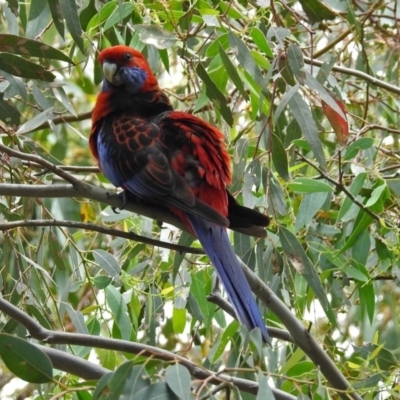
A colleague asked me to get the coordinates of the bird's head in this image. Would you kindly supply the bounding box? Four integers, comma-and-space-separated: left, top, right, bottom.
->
98, 45, 159, 93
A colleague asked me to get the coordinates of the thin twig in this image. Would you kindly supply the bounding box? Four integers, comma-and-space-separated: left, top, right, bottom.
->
0, 219, 203, 255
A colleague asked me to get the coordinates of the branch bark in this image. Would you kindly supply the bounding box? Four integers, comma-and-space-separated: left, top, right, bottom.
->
0, 296, 295, 400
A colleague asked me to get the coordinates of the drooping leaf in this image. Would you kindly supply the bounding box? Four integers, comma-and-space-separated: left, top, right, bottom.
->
165, 364, 192, 400
279, 226, 337, 327
295, 192, 329, 231
0, 94, 20, 125
0, 53, 55, 81
59, 0, 84, 53
0, 34, 73, 63
104, 2, 134, 31
93, 249, 121, 278
106, 285, 134, 341
47, 0, 65, 38
6, 0, 18, 16
271, 132, 290, 181
344, 138, 374, 160
288, 178, 333, 193
339, 210, 373, 253
298, 0, 336, 23
287, 44, 305, 83
212, 320, 240, 363
172, 307, 186, 334
0, 334, 53, 383
137, 382, 180, 400
228, 31, 263, 84
79, 0, 97, 31
337, 172, 367, 222
196, 63, 233, 126
133, 24, 177, 49
16, 107, 54, 134
26, 0, 50, 38
219, 45, 248, 100
250, 27, 273, 57
289, 92, 327, 169
321, 93, 349, 144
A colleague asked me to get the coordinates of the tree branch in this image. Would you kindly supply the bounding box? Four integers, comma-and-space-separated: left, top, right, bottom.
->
303, 57, 400, 95
0, 296, 295, 400
0, 218, 203, 255
0, 182, 188, 232
240, 260, 361, 400
33, 344, 110, 380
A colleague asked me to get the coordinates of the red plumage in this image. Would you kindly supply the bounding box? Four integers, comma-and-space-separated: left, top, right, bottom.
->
90, 45, 270, 343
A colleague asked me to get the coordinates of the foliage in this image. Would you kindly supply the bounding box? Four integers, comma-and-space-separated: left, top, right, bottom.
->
0, 0, 399, 399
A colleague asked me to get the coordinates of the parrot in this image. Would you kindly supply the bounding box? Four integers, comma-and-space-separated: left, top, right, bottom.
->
90, 45, 271, 344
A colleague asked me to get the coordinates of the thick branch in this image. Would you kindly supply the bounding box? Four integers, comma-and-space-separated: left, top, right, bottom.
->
0, 296, 294, 400
33, 344, 110, 380
0, 182, 188, 232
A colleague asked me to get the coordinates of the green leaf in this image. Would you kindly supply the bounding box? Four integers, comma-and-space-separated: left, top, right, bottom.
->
5, 0, 18, 16
339, 210, 373, 253
342, 265, 368, 282
288, 178, 333, 193
59, 0, 84, 53
165, 364, 192, 400
279, 226, 337, 327
145, 285, 163, 345
0, 53, 55, 81
173, 232, 195, 278
93, 275, 113, 289
274, 83, 300, 122
0, 94, 20, 125
16, 107, 54, 134
287, 44, 305, 83
271, 133, 290, 180
0, 334, 53, 383
305, 72, 346, 120
298, 0, 336, 23
106, 285, 133, 341
196, 63, 233, 126
250, 27, 273, 57
219, 45, 248, 100
289, 92, 327, 169
359, 282, 375, 324
26, 0, 50, 38
104, 2, 134, 31
337, 172, 367, 222
47, 0, 65, 39
295, 192, 329, 231
344, 138, 374, 160
365, 183, 387, 208
93, 249, 121, 278
172, 307, 186, 334
212, 320, 240, 362
79, 0, 97, 31
137, 382, 180, 400
228, 31, 263, 84
133, 24, 177, 49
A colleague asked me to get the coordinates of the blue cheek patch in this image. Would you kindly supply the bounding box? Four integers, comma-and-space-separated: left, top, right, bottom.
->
123, 67, 147, 93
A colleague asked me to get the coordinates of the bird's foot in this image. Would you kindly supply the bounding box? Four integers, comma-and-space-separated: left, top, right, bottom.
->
107, 191, 128, 214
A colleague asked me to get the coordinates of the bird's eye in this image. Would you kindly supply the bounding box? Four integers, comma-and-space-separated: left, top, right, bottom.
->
124, 52, 132, 61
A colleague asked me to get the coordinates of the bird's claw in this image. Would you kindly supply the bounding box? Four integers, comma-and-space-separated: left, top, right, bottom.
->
108, 191, 128, 214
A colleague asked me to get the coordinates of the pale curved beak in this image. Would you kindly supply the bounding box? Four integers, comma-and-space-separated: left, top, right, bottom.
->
102, 61, 122, 86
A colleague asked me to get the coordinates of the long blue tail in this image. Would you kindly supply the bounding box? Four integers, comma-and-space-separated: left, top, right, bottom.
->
187, 214, 270, 344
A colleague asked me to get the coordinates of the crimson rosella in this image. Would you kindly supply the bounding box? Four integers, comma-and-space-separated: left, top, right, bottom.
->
90, 45, 271, 343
